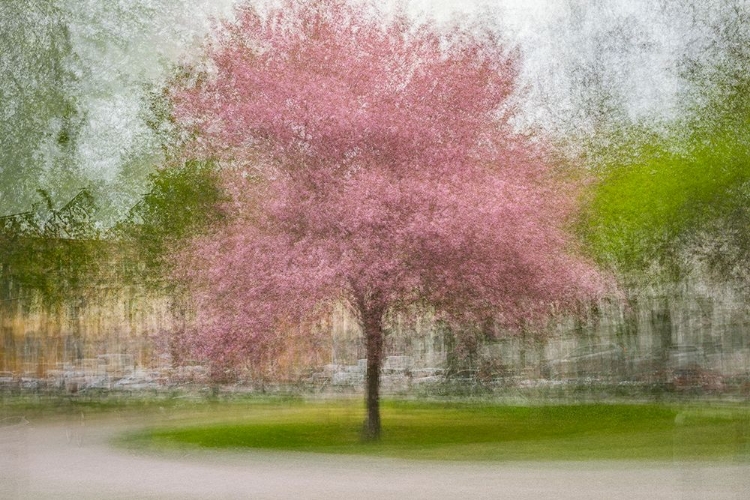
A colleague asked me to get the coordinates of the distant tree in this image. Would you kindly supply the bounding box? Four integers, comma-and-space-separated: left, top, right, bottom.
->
115, 159, 226, 286
171, 0, 605, 440
0, 189, 101, 307
580, 0, 750, 284
0, 0, 233, 223
0, 1, 86, 215
674, 0, 750, 283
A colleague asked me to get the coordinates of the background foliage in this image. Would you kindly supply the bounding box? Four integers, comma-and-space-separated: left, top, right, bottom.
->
577, 0, 750, 285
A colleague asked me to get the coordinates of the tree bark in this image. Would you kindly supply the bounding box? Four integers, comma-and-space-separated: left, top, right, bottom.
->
361, 302, 385, 441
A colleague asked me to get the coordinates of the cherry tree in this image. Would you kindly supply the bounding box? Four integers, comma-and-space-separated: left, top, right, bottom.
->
171, 0, 605, 440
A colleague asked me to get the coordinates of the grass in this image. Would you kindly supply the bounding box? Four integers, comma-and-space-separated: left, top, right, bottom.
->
121, 399, 750, 461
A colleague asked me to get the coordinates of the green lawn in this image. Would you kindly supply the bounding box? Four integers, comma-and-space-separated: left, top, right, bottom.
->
121, 400, 750, 461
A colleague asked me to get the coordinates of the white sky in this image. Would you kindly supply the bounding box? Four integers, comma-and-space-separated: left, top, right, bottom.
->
72, 0, 691, 187
68, 0, 237, 184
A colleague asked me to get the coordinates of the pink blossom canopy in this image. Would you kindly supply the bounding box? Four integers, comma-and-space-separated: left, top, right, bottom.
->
171, 0, 605, 366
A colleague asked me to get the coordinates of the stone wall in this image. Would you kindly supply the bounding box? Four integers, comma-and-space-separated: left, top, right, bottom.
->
0, 284, 174, 378
329, 280, 750, 380
1, 275, 748, 385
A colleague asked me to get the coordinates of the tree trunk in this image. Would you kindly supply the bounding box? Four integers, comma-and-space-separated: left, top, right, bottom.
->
362, 303, 385, 441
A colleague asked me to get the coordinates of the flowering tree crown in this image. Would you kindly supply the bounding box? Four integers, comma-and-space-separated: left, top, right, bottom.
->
171, 0, 605, 368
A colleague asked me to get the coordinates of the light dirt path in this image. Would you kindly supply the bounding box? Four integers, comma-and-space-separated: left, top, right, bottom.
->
1, 413, 749, 500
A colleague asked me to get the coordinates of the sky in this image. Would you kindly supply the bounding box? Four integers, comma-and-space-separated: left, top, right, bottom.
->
389, 0, 687, 126
66, 0, 237, 184
2, 0, 716, 216
73, 0, 687, 183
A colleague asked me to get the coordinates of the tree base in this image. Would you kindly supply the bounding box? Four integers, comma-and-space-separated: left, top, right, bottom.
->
361, 419, 381, 442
